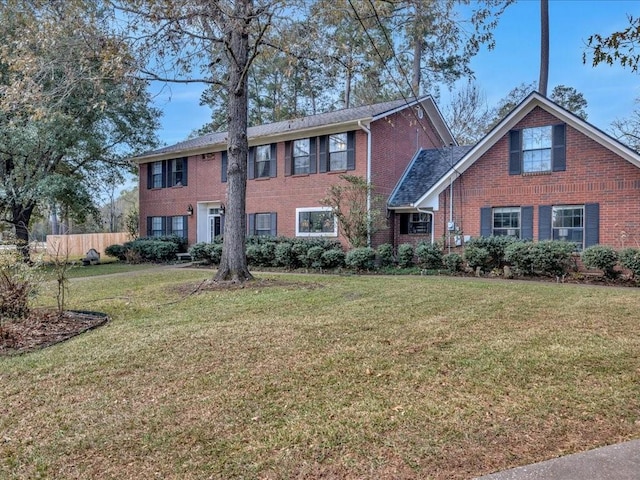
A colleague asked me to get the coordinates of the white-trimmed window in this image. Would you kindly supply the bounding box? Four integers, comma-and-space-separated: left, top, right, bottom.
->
296, 207, 337, 237
552, 205, 584, 250
522, 126, 552, 173
493, 207, 521, 238
256, 145, 271, 178
329, 133, 348, 171
293, 139, 311, 174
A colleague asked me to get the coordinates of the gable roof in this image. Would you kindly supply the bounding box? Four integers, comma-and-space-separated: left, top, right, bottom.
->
134, 96, 455, 163
388, 146, 472, 208
413, 91, 640, 209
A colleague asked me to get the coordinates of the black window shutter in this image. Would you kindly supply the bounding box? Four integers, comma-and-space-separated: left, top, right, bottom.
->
183, 215, 188, 240
161, 160, 168, 188
309, 137, 317, 174
270, 143, 277, 178
521, 206, 534, 240
552, 124, 566, 172
146, 163, 152, 189
538, 206, 552, 240
346, 131, 356, 170
146, 216, 152, 236
509, 130, 522, 175
284, 142, 292, 176
270, 212, 277, 236
220, 215, 225, 236
480, 207, 492, 237
399, 213, 409, 235
221, 151, 228, 183
584, 203, 600, 247
182, 158, 188, 186
248, 213, 255, 235
166, 216, 173, 235
248, 147, 255, 180
167, 160, 174, 187
319, 136, 328, 173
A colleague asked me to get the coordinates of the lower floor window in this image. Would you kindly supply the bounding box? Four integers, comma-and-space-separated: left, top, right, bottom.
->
171, 216, 186, 238
399, 212, 432, 235
255, 213, 272, 236
150, 216, 164, 237
552, 205, 584, 250
147, 215, 188, 239
296, 207, 337, 237
493, 207, 520, 238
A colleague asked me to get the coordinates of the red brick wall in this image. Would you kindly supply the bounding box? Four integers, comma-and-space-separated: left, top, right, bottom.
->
140, 103, 447, 249
432, 107, 640, 249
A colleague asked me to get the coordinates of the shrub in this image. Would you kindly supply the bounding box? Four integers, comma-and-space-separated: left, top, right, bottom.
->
189, 242, 222, 264
464, 236, 518, 271
582, 245, 619, 278
274, 242, 295, 268
464, 246, 490, 271
376, 243, 395, 267
0, 249, 41, 323
530, 240, 575, 278
443, 252, 463, 273
105, 244, 126, 260
306, 246, 325, 269
345, 247, 376, 271
245, 244, 264, 266
415, 242, 443, 269
260, 242, 277, 267
291, 241, 312, 268
321, 249, 345, 269
397, 243, 415, 268
138, 234, 188, 252
504, 242, 536, 276
121, 239, 178, 262
619, 248, 640, 278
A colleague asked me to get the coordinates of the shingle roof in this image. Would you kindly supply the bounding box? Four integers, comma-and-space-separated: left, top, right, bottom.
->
135, 97, 428, 161
388, 146, 473, 208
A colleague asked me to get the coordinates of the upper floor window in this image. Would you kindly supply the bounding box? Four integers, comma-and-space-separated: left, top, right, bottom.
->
296, 207, 337, 237
493, 207, 520, 237
170, 158, 185, 186
151, 162, 163, 188
509, 124, 565, 175
329, 133, 348, 171
255, 145, 271, 178
293, 139, 311, 174
522, 126, 552, 173
249, 144, 276, 179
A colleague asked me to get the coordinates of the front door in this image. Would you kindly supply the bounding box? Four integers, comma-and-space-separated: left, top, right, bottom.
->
207, 208, 223, 242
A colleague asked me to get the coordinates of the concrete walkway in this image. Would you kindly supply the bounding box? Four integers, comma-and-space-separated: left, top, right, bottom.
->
474, 439, 640, 479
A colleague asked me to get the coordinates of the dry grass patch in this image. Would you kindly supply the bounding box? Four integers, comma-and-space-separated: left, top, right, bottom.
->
1, 270, 639, 479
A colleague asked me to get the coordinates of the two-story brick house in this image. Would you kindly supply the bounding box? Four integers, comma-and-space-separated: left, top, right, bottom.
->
134, 96, 455, 247
388, 92, 640, 250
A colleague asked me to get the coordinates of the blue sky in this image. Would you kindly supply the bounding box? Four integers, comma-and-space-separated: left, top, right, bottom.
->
149, 0, 640, 147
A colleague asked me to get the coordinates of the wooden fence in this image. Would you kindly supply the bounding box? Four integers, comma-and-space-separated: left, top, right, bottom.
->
46, 232, 132, 258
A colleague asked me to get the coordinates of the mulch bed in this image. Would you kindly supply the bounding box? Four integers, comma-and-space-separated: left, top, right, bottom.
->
0, 309, 109, 357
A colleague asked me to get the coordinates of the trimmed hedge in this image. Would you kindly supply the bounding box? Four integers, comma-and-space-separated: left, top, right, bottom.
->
582, 245, 619, 278
619, 248, 640, 278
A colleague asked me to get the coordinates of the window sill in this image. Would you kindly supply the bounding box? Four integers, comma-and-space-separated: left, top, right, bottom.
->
291, 173, 311, 178
326, 169, 347, 175
253, 176, 272, 181
521, 171, 552, 176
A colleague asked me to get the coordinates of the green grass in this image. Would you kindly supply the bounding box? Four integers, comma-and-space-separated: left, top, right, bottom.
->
1, 270, 639, 479
40, 260, 162, 279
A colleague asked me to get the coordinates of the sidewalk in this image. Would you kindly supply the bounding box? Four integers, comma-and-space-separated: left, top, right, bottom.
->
474, 439, 640, 479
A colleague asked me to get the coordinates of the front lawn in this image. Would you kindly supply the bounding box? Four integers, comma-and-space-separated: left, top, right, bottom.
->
1, 270, 638, 479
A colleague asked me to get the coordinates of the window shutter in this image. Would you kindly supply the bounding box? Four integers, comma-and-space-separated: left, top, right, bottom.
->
509, 130, 522, 175
480, 207, 492, 237
270, 212, 277, 236
269, 144, 277, 178
584, 203, 600, 247
146, 163, 152, 189
284, 142, 292, 176
248, 213, 255, 235
146, 216, 152, 236
399, 213, 409, 235
248, 147, 255, 180
521, 206, 533, 240
182, 158, 188, 186
309, 137, 317, 174
221, 151, 228, 183
161, 217, 167, 236
538, 206, 552, 240
166, 216, 173, 235
346, 131, 356, 170
552, 124, 566, 172
183, 215, 188, 241
319, 136, 328, 173
161, 160, 168, 188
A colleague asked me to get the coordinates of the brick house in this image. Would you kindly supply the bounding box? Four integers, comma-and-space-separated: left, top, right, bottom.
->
388, 92, 640, 251
133, 96, 454, 247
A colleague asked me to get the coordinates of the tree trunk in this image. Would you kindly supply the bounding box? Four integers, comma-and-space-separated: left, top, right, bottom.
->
215, 0, 253, 283
538, 0, 549, 96
13, 204, 34, 262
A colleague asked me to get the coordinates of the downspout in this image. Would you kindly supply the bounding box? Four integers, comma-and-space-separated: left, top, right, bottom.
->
416, 207, 435, 245
358, 120, 372, 246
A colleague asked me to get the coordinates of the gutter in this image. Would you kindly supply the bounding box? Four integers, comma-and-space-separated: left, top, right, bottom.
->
358, 120, 372, 246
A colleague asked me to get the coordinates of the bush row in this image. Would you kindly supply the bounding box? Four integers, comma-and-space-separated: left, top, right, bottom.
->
105, 235, 187, 263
